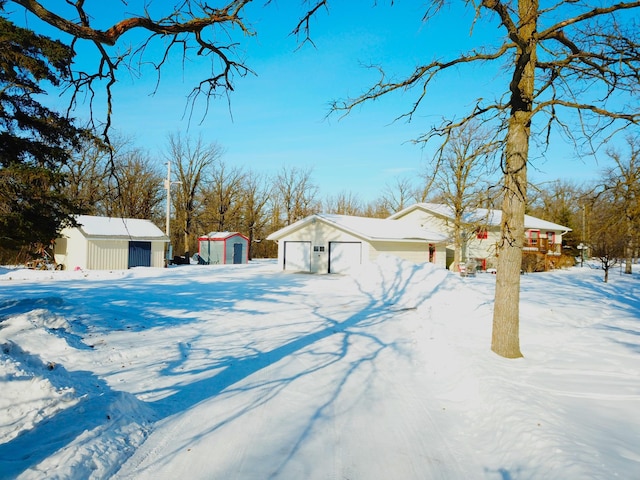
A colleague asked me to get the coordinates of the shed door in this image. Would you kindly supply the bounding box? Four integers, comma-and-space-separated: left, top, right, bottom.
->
128, 241, 151, 268
284, 241, 311, 272
329, 242, 362, 274
233, 242, 244, 264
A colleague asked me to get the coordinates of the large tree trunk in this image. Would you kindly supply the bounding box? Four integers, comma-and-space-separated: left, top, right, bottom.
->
492, 114, 527, 358
491, 0, 538, 359
453, 221, 462, 272
625, 216, 633, 274
183, 217, 191, 259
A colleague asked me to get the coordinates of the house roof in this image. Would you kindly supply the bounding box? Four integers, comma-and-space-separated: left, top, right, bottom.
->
72, 215, 169, 240
200, 232, 248, 241
267, 213, 447, 243
389, 203, 572, 233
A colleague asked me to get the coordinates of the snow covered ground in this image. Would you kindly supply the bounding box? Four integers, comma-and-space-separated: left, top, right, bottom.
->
0, 256, 638, 479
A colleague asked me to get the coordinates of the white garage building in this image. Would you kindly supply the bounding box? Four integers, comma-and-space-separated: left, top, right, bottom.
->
54, 215, 169, 270
266, 213, 447, 274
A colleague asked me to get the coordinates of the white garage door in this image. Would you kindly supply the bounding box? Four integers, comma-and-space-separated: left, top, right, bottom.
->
329, 242, 362, 274
284, 241, 311, 272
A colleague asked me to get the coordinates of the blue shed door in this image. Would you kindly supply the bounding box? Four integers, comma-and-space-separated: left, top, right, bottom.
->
233, 242, 244, 264
129, 241, 152, 268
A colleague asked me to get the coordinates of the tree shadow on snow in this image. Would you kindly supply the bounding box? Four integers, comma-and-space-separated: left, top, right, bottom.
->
0, 343, 155, 480
0, 261, 450, 477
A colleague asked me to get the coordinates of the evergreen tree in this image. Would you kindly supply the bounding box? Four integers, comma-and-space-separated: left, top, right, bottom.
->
0, 15, 88, 248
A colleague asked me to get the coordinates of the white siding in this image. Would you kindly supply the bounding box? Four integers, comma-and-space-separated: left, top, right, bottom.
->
55, 227, 167, 270
369, 241, 446, 268
55, 226, 89, 270
393, 209, 449, 233
87, 240, 129, 270
466, 229, 500, 268
151, 243, 166, 268
199, 240, 225, 264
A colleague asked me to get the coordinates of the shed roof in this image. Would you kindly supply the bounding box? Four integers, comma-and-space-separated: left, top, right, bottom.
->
72, 215, 169, 240
267, 213, 447, 243
200, 231, 248, 241
390, 203, 572, 232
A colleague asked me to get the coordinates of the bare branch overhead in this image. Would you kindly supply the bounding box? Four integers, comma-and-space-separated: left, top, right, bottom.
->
8, 0, 257, 138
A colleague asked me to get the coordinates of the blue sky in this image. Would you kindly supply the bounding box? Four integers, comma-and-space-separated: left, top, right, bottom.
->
12, 1, 627, 203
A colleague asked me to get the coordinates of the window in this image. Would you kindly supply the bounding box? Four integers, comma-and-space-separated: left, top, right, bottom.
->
313, 245, 325, 252
528, 230, 540, 246
547, 232, 556, 244
476, 228, 488, 239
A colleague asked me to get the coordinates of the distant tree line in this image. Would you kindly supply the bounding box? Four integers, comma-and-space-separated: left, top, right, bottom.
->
527, 135, 640, 283
2, 105, 639, 275
49, 130, 413, 262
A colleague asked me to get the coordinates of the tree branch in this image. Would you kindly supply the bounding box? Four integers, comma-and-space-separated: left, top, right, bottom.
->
9, 0, 257, 141
331, 42, 514, 122
538, 1, 640, 39
12, 0, 254, 45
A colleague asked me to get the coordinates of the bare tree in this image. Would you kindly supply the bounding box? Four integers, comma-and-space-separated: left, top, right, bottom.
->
166, 133, 222, 257
300, 1, 640, 358
108, 149, 165, 222
528, 179, 589, 250
200, 159, 245, 233
273, 166, 319, 226
429, 122, 499, 272
239, 170, 271, 260
602, 136, 640, 274
64, 134, 164, 221
63, 136, 111, 215
7, 0, 258, 141
362, 199, 392, 219
589, 192, 626, 282
324, 191, 364, 216
379, 176, 421, 214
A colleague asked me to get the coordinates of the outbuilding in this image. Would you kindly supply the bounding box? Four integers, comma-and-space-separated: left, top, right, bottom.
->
54, 215, 169, 270
197, 232, 249, 265
266, 213, 447, 274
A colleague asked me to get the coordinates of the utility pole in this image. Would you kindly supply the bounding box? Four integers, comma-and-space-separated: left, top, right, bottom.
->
164, 162, 181, 265
165, 162, 172, 236
582, 204, 586, 267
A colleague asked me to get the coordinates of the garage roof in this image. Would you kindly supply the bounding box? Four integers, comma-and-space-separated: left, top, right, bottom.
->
73, 215, 169, 240
267, 213, 447, 243
390, 203, 572, 233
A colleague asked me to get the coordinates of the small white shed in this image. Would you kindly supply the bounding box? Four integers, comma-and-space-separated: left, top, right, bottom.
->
54, 215, 169, 270
197, 232, 249, 265
266, 213, 447, 274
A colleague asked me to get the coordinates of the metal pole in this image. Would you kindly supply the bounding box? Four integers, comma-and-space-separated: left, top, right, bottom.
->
581, 204, 586, 267
165, 162, 171, 237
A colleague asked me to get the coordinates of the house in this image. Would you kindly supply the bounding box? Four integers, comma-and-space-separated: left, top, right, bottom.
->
266, 213, 447, 273
54, 215, 169, 270
389, 203, 571, 270
197, 232, 249, 265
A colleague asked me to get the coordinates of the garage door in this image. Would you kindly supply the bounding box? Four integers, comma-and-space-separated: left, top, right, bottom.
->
128, 241, 151, 268
329, 242, 362, 274
284, 241, 311, 272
